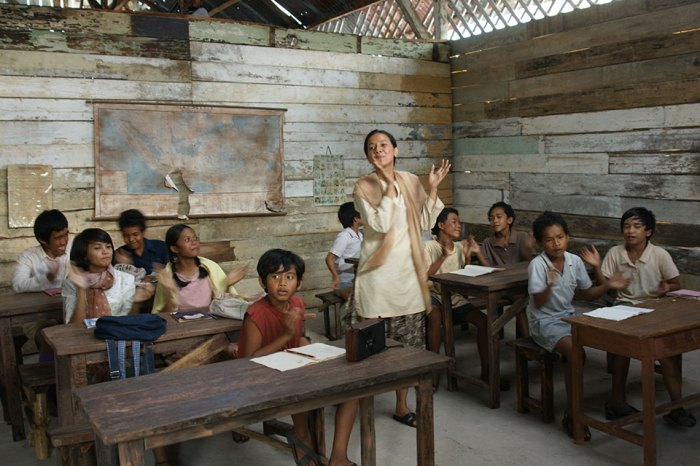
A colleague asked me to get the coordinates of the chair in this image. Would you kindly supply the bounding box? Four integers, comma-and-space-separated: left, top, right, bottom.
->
508, 337, 559, 423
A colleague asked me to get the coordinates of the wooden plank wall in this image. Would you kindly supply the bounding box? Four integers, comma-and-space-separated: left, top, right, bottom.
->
451, 0, 700, 285
0, 5, 452, 303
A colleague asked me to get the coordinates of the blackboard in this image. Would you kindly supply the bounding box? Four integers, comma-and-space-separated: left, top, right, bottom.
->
94, 102, 285, 219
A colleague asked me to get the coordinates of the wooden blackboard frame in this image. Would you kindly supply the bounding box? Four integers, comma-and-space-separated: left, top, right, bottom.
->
93, 102, 286, 220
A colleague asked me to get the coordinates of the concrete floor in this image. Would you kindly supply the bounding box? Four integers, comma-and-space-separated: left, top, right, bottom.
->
2, 314, 699, 466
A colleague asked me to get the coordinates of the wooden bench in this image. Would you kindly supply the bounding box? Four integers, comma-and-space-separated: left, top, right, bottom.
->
50, 425, 96, 466
315, 291, 346, 340
19, 362, 55, 460
508, 337, 559, 423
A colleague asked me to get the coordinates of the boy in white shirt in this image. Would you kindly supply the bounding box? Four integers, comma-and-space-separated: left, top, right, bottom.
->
325, 202, 363, 300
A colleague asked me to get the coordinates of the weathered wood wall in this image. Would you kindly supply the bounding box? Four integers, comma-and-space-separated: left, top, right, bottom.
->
451, 0, 700, 285
0, 5, 452, 303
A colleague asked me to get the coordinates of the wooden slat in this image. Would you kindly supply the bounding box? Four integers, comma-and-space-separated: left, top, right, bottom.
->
609, 152, 700, 175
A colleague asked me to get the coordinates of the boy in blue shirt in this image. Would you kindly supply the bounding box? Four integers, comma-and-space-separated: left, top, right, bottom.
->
115, 209, 168, 275
527, 211, 628, 440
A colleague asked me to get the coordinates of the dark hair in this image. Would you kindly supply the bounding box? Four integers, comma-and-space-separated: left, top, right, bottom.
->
621, 207, 656, 237
256, 249, 305, 283
34, 209, 68, 243
70, 228, 115, 271
337, 202, 360, 229
532, 211, 569, 242
118, 209, 146, 232
363, 129, 397, 156
164, 224, 208, 288
431, 207, 459, 236
488, 202, 515, 229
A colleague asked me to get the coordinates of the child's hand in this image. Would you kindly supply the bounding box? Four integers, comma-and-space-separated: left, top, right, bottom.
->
134, 282, 155, 303
155, 268, 178, 295
282, 306, 304, 336
656, 280, 671, 297
46, 260, 59, 283
114, 248, 133, 265
607, 271, 631, 291
331, 276, 340, 290
546, 268, 559, 288
67, 263, 88, 289
580, 245, 601, 268
226, 265, 249, 287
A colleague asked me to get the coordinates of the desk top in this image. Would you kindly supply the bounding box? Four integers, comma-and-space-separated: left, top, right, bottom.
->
75, 344, 450, 445
564, 297, 700, 340
0, 292, 63, 318
43, 317, 241, 356
430, 261, 529, 292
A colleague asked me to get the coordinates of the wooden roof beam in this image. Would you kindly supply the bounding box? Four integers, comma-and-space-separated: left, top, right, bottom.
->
396, 0, 430, 38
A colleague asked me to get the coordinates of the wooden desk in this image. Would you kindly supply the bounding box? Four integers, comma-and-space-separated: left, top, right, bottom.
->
565, 297, 700, 466
430, 262, 529, 408
0, 292, 63, 440
74, 345, 450, 466
42, 317, 241, 429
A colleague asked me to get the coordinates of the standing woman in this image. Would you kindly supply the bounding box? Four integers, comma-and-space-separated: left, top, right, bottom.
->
353, 129, 450, 427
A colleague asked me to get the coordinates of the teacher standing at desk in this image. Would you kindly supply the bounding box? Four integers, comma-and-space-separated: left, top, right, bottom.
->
353, 129, 450, 428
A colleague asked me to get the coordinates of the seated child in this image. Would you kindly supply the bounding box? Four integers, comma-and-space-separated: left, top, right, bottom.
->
601, 207, 694, 427
425, 208, 491, 385
325, 202, 363, 300
152, 224, 247, 313
115, 209, 168, 275
239, 249, 357, 466
527, 211, 629, 440
13, 209, 70, 356
480, 201, 535, 336
63, 228, 154, 323
481, 201, 534, 266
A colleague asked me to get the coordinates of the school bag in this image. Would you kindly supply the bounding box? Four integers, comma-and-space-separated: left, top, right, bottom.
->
94, 314, 166, 380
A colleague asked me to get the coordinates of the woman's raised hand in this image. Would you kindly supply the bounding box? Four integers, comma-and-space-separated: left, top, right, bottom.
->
428, 159, 451, 190
155, 268, 178, 295
67, 263, 88, 289
226, 265, 250, 287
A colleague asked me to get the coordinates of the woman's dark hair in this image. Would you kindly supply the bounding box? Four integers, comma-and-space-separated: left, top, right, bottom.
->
621, 207, 656, 237
488, 202, 515, 229
431, 207, 459, 236
337, 202, 360, 229
118, 209, 147, 232
70, 228, 115, 271
256, 249, 305, 282
34, 209, 68, 243
532, 211, 569, 242
363, 129, 397, 156
165, 223, 208, 288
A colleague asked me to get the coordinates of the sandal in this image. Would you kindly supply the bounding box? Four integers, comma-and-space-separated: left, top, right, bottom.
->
663, 408, 697, 428
604, 402, 640, 421
392, 412, 417, 428
286, 430, 323, 466
562, 414, 591, 442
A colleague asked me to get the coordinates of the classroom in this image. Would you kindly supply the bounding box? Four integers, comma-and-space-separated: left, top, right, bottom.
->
1, 0, 699, 465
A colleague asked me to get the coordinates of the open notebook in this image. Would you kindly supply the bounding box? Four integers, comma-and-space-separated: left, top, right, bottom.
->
584, 305, 654, 321
450, 264, 504, 277
251, 343, 346, 371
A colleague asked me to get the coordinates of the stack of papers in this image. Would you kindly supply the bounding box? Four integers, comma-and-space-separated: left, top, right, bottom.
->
450, 265, 504, 277
585, 305, 654, 321
251, 343, 346, 371
668, 289, 700, 298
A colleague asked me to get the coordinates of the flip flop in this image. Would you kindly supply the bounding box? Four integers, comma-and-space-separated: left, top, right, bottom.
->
286, 430, 323, 466
392, 412, 417, 428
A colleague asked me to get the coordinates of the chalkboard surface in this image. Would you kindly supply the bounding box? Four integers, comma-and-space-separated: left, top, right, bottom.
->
94, 102, 285, 219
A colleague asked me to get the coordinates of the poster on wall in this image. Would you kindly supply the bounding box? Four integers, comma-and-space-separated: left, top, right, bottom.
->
7, 165, 52, 228
94, 103, 286, 219
313, 151, 346, 206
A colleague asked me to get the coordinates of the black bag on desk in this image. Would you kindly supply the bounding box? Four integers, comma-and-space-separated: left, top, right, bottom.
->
345, 318, 386, 362
94, 315, 166, 380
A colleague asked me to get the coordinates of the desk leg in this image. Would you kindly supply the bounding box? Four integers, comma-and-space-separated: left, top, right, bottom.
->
309, 408, 326, 458
570, 326, 585, 444
415, 376, 435, 466
0, 318, 25, 441
486, 293, 500, 409
440, 288, 456, 391
641, 352, 657, 466
359, 396, 376, 466
55, 354, 87, 427
117, 440, 146, 466
95, 435, 118, 466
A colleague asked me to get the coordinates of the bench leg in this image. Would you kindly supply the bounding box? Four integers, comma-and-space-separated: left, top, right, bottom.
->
541, 358, 555, 423
515, 352, 529, 414
332, 303, 342, 341
320, 303, 332, 340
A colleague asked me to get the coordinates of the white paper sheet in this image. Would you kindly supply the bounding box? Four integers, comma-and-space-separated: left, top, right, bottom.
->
584, 305, 654, 321
450, 265, 505, 277
251, 343, 346, 371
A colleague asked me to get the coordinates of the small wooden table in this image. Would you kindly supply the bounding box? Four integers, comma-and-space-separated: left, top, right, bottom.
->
43, 317, 242, 430
75, 344, 450, 466
430, 262, 529, 408
0, 292, 63, 440
564, 297, 700, 466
